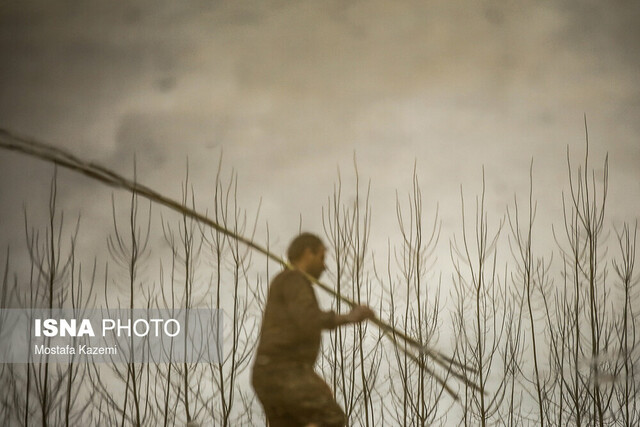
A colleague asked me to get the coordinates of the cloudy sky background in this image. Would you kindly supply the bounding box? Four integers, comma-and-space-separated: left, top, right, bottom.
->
1, 0, 639, 290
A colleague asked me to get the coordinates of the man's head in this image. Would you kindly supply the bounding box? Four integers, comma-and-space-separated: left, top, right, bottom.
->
287, 233, 326, 279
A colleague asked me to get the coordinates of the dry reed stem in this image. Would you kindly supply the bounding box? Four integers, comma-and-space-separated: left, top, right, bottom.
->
0, 127, 483, 400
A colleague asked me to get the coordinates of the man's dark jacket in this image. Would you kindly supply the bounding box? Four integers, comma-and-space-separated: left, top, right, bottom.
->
255, 269, 337, 365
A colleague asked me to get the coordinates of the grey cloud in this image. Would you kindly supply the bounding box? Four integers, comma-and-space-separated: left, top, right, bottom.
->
109, 111, 221, 173
555, 0, 640, 69
1, 0, 639, 271
114, 113, 170, 167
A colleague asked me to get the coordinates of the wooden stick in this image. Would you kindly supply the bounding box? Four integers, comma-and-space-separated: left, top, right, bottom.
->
0, 127, 482, 393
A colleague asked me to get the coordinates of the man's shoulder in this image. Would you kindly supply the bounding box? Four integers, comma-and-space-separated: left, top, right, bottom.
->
273, 268, 306, 282
271, 269, 309, 289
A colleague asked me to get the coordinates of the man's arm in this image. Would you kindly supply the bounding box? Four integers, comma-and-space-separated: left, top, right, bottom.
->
280, 273, 375, 332
280, 272, 338, 333
333, 305, 376, 327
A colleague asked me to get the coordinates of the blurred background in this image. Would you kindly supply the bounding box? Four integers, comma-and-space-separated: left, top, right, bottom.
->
1, 1, 639, 425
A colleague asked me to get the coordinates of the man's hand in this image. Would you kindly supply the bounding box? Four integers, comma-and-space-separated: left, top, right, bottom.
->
334, 305, 376, 327
345, 305, 376, 323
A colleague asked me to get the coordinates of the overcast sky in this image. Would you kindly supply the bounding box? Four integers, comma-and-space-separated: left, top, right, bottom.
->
1, 0, 639, 280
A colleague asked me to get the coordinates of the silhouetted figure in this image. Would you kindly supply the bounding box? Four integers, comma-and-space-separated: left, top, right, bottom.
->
252, 233, 375, 427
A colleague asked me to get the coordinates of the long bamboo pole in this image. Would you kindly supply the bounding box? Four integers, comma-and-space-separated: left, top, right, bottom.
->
0, 128, 483, 400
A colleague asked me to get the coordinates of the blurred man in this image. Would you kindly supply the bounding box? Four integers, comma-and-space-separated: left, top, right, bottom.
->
252, 233, 375, 427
